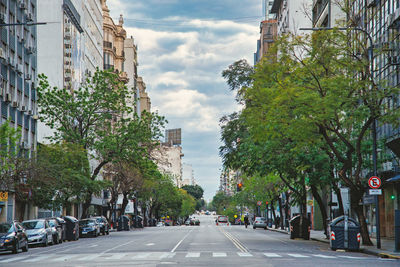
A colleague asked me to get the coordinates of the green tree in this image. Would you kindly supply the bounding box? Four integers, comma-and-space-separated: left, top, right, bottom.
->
181, 184, 204, 200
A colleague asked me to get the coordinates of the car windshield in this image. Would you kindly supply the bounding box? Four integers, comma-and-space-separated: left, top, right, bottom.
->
218, 216, 228, 222
22, 221, 45, 229
0, 223, 14, 233
48, 221, 56, 227
95, 218, 103, 223
79, 220, 95, 226
256, 217, 265, 221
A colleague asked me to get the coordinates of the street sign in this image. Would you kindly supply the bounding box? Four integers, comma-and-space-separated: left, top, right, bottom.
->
368, 176, 381, 189
234, 215, 237, 218
257, 201, 262, 206
369, 189, 382, 195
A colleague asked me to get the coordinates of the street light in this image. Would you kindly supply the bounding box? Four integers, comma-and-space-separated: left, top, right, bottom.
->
300, 27, 380, 249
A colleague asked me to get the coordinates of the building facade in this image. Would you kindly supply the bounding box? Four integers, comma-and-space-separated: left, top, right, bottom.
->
254, 19, 277, 64
0, 0, 38, 222
271, 0, 312, 35
181, 163, 194, 186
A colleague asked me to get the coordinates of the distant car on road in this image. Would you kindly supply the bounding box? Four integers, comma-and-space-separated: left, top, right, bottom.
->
156, 222, 164, 227
47, 218, 62, 244
185, 219, 191, 226
253, 217, 267, 229
22, 219, 53, 247
0, 221, 29, 253
79, 219, 100, 237
92, 216, 110, 235
216, 216, 229, 226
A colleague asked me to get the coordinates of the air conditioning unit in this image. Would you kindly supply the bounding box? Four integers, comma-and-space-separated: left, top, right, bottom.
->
17, 64, 23, 74
5, 93, 11, 102
24, 74, 31, 80
32, 115, 38, 120
21, 106, 26, 111
8, 57, 15, 68
27, 13, 33, 22
27, 110, 32, 115
12, 101, 18, 108
0, 48, 5, 60
27, 47, 35, 54
19, 2, 27, 10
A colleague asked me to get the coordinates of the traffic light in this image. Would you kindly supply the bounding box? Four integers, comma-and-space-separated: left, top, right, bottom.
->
391, 194, 396, 200
237, 183, 243, 192
223, 206, 226, 211
266, 201, 269, 205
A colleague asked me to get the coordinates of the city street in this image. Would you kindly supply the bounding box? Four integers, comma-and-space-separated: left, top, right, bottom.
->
0, 215, 397, 266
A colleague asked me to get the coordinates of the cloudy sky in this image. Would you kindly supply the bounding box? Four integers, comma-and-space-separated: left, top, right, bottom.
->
107, 0, 262, 201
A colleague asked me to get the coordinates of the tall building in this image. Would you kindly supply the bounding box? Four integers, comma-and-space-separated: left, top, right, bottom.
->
0, 0, 38, 222
182, 163, 194, 186
137, 76, 151, 114
101, 0, 128, 83
270, 0, 312, 35
124, 36, 139, 115
312, 0, 345, 27
254, 19, 277, 64
263, 0, 275, 20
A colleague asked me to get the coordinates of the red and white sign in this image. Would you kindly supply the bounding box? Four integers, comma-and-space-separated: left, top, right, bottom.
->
257, 201, 262, 206
368, 176, 381, 189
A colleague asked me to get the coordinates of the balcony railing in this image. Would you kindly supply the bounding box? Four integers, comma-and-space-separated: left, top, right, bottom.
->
103, 41, 112, 49
104, 64, 114, 70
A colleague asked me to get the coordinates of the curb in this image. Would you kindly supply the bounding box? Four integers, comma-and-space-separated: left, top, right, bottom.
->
267, 227, 400, 259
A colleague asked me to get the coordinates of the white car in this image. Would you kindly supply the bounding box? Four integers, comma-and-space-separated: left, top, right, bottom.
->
156, 222, 164, 227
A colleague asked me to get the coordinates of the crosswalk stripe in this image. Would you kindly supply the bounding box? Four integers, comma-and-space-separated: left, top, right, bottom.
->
237, 252, 253, 257
288, 253, 310, 258
186, 252, 200, 257
51, 255, 78, 262
22, 255, 52, 262
104, 253, 126, 260
131, 253, 151, 259
213, 252, 227, 257
160, 252, 175, 259
313, 254, 336, 259
263, 253, 282, 258
0, 255, 30, 263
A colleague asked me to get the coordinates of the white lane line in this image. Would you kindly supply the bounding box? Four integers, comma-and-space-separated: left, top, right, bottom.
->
22, 255, 52, 262
0, 255, 30, 263
288, 254, 310, 258
99, 239, 136, 255
263, 253, 282, 258
131, 253, 151, 259
237, 252, 253, 257
146, 243, 155, 246
77, 254, 100, 261
213, 252, 227, 257
338, 256, 366, 259
186, 252, 201, 258
89, 244, 98, 248
51, 255, 78, 262
313, 254, 337, 259
104, 253, 126, 260
171, 229, 193, 252
160, 252, 175, 259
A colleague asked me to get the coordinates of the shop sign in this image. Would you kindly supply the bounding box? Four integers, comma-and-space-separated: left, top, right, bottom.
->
0, 192, 8, 201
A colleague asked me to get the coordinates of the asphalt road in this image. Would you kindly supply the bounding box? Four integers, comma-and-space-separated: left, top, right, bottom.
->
0, 215, 398, 267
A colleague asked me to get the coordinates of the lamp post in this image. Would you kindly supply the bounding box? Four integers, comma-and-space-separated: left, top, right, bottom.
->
300, 27, 380, 249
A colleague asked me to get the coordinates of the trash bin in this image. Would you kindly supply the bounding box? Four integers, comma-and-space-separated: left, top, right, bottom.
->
330, 216, 360, 251
63, 216, 80, 241
118, 215, 130, 231
289, 215, 311, 240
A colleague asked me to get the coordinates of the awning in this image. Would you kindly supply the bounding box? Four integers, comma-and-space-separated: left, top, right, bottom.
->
387, 174, 400, 182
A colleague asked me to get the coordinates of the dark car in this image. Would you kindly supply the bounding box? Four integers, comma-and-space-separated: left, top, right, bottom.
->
48, 218, 62, 244
22, 219, 53, 246
79, 219, 100, 237
92, 216, 109, 235
0, 222, 29, 254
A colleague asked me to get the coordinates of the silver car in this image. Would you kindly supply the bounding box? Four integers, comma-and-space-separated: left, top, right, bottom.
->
22, 219, 53, 246
253, 217, 267, 229
48, 219, 62, 244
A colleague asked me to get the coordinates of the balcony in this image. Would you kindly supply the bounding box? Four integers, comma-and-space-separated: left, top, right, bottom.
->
104, 64, 114, 70
103, 41, 112, 49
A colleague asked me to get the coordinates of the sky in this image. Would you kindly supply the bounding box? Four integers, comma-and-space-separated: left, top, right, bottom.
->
107, 0, 262, 201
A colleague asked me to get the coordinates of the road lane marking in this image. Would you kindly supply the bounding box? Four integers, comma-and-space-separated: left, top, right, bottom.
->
160, 252, 175, 259
171, 229, 193, 252
89, 244, 98, 248
263, 253, 282, 258
220, 230, 248, 253
22, 255, 52, 262
77, 254, 100, 261
186, 252, 200, 258
288, 254, 310, 258
237, 252, 253, 257
51, 255, 78, 262
213, 252, 227, 257
104, 253, 126, 260
131, 253, 151, 259
146, 243, 155, 246
0, 255, 30, 263
338, 256, 366, 259
313, 254, 337, 259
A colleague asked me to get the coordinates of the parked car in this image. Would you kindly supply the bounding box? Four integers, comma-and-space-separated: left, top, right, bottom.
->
92, 216, 109, 235
194, 218, 200, 226
47, 218, 62, 244
156, 222, 164, 227
132, 215, 144, 228
0, 221, 29, 254
185, 219, 191, 226
253, 217, 267, 229
216, 216, 229, 226
22, 219, 53, 247
63, 216, 79, 241
51, 217, 66, 241
79, 219, 100, 237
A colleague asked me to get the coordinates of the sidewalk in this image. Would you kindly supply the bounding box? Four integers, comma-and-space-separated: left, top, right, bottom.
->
267, 227, 400, 259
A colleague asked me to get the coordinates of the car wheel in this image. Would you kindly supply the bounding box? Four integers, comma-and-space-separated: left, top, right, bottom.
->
54, 234, 58, 244
12, 241, 19, 254
59, 236, 63, 244
253, 226, 256, 229
22, 240, 28, 252
106, 230, 109, 235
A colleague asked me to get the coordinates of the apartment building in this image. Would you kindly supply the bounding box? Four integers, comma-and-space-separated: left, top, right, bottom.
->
312, 0, 345, 27
0, 0, 38, 222
102, 0, 128, 83
271, 0, 312, 35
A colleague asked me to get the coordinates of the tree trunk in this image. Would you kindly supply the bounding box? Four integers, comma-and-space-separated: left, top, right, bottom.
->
271, 200, 277, 228
278, 196, 284, 230
81, 195, 92, 219
352, 190, 373, 245
142, 203, 147, 227
311, 185, 328, 238
121, 192, 129, 216
332, 182, 344, 216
